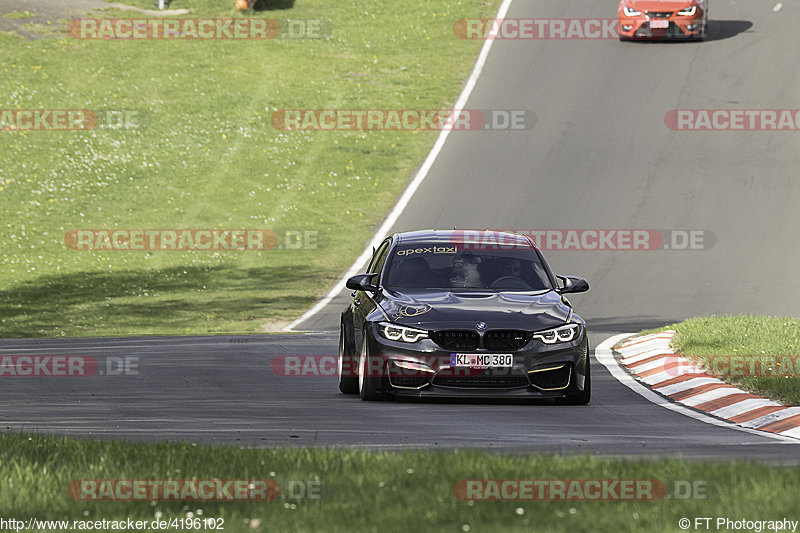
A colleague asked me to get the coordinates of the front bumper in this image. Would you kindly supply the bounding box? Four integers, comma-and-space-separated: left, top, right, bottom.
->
365, 323, 589, 399
618, 13, 705, 39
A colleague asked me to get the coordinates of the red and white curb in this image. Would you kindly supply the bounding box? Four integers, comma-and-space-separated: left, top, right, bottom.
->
614, 331, 800, 440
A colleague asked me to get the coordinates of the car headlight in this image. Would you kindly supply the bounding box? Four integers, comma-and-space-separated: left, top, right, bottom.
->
532, 324, 580, 344
378, 322, 429, 343
677, 5, 697, 15
622, 6, 642, 16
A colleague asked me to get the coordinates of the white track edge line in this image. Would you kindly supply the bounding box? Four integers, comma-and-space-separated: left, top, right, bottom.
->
595, 334, 799, 444
284, 0, 516, 332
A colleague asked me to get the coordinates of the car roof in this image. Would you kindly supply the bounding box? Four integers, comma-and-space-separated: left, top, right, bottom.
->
392, 229, 536, 248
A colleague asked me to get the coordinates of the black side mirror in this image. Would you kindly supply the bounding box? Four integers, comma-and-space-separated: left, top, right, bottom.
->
346, 273, 379, 293
556, 275, 589, 294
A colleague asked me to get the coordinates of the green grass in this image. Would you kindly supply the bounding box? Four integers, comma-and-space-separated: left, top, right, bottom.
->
2, 431, 799, 533
636, 316, 800, 406
0, 0, 498, 337
2, 11, 35, 19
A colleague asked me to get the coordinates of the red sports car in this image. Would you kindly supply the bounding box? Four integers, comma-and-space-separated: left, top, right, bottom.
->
618, 0, 707, 40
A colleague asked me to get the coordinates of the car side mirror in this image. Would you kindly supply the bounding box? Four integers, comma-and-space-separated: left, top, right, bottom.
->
346, 273, 379, 293
556, 275, 589, 294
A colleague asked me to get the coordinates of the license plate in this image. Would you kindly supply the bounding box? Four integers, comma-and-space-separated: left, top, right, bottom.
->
650, 19, 669, 29
450, 353, 512, 368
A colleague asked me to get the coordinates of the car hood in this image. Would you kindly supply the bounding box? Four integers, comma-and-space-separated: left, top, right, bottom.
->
378, 290, 574, 331
624, 0, 699, 11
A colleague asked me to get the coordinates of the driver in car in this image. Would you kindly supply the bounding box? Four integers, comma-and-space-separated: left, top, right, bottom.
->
491, 258, 535, 290
500, 259, 522, 279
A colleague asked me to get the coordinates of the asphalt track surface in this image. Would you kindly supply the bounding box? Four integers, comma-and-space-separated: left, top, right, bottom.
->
4, 1, 800, 462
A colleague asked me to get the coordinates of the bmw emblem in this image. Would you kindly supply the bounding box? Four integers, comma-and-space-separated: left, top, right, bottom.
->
476, 322, 486, 330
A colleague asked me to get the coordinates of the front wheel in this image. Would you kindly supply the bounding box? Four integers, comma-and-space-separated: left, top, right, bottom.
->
695, 10, 708, 41
557, 358, 591, 405
698, 21, 708, 40
358, 331, 382, 401
338, 324, 358, 394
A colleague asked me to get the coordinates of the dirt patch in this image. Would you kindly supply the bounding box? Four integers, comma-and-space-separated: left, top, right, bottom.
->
0, 0, 189, 39
260, 318, 295, 333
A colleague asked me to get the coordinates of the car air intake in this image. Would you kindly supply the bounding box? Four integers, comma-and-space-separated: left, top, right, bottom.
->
484, 330, 530, 351
529, 364, 572, 390
389, 375, 431, 389
433, 373, 530, 388
430, 330, 480, 350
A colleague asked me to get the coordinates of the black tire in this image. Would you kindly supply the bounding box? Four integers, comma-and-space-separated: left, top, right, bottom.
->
690, 23, 707, 41
694, 10, 708, 41
558, 357, 591, 405
338, 324, 358, 394
358, 331, 382, 401
697, 21, 708, 41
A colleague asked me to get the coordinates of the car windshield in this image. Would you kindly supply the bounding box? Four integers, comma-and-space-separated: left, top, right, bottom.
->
384, 243, 552, 291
